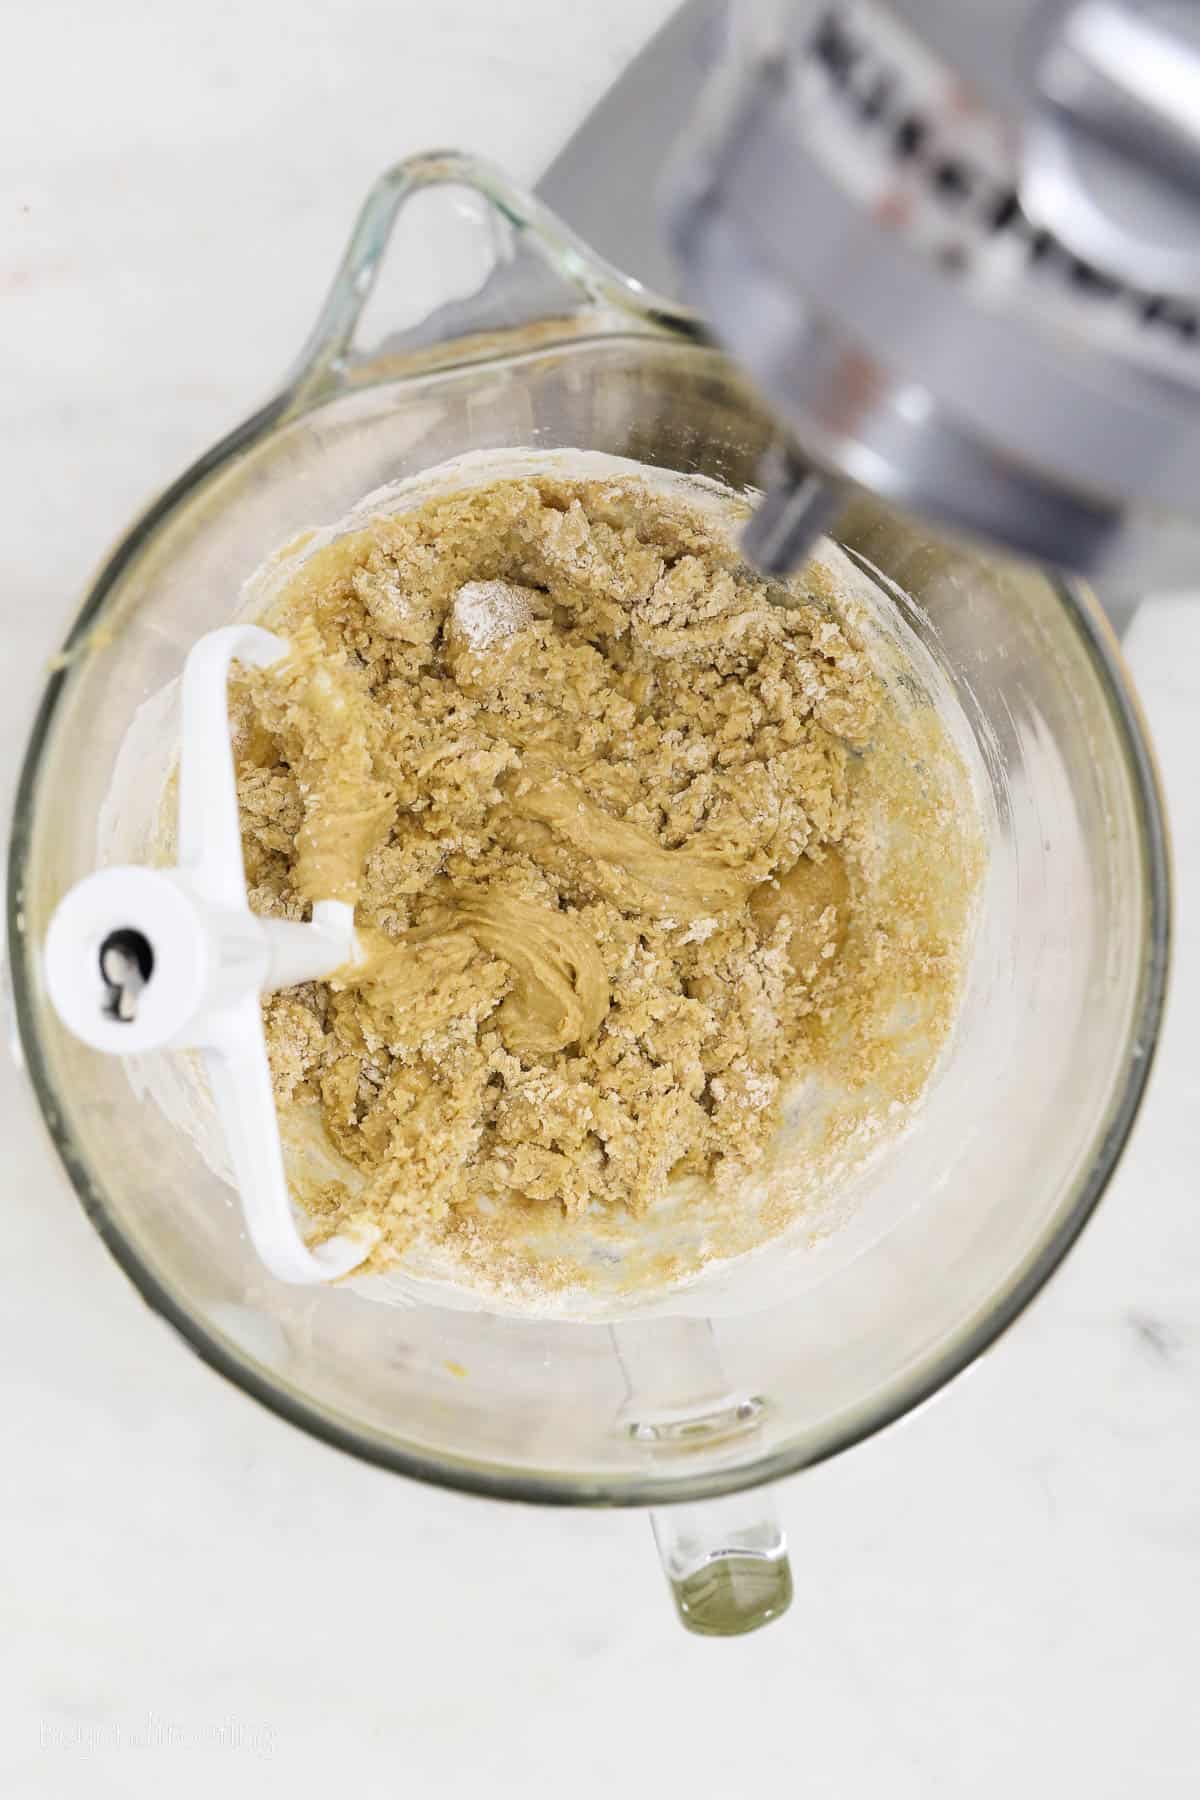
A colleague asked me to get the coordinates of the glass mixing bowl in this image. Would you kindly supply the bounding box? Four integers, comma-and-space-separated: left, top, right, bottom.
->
7, 153, 1169, 1636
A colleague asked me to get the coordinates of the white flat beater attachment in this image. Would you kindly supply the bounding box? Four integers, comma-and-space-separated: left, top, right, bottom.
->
43, 626, 376, 1284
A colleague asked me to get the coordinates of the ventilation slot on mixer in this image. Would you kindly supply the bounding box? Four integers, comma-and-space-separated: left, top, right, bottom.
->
806, 5, 1200, 351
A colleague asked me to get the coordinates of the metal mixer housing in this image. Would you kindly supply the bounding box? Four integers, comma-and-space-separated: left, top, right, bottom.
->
666, 0, 1200, 589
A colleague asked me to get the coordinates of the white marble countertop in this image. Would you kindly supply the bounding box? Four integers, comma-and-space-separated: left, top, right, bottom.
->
3, 4, 1199, 1794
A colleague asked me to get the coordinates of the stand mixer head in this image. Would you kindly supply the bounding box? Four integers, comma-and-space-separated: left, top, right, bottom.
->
666, 0, 1200, 592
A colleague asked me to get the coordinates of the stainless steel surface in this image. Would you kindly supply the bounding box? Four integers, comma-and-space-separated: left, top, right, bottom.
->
660, 0, 1200, 588
737, 456, 843, 576
1025, 2, 1200, 291
1035, 3, 1200, 189
873, 0, 1200, 290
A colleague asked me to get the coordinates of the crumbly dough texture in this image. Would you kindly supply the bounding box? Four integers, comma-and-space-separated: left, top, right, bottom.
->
231, 472, 977, 1298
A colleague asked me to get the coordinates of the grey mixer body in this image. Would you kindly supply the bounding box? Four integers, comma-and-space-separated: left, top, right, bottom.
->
552, 2, 1200, 595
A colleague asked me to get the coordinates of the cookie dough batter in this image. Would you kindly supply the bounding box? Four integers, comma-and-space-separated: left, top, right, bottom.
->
230, 470, 978, 1296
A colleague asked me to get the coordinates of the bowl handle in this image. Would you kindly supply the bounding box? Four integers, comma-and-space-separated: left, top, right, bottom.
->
651, 1492, 794, 1638
613, 1317, 794, 1637
282, 149, 699, 413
